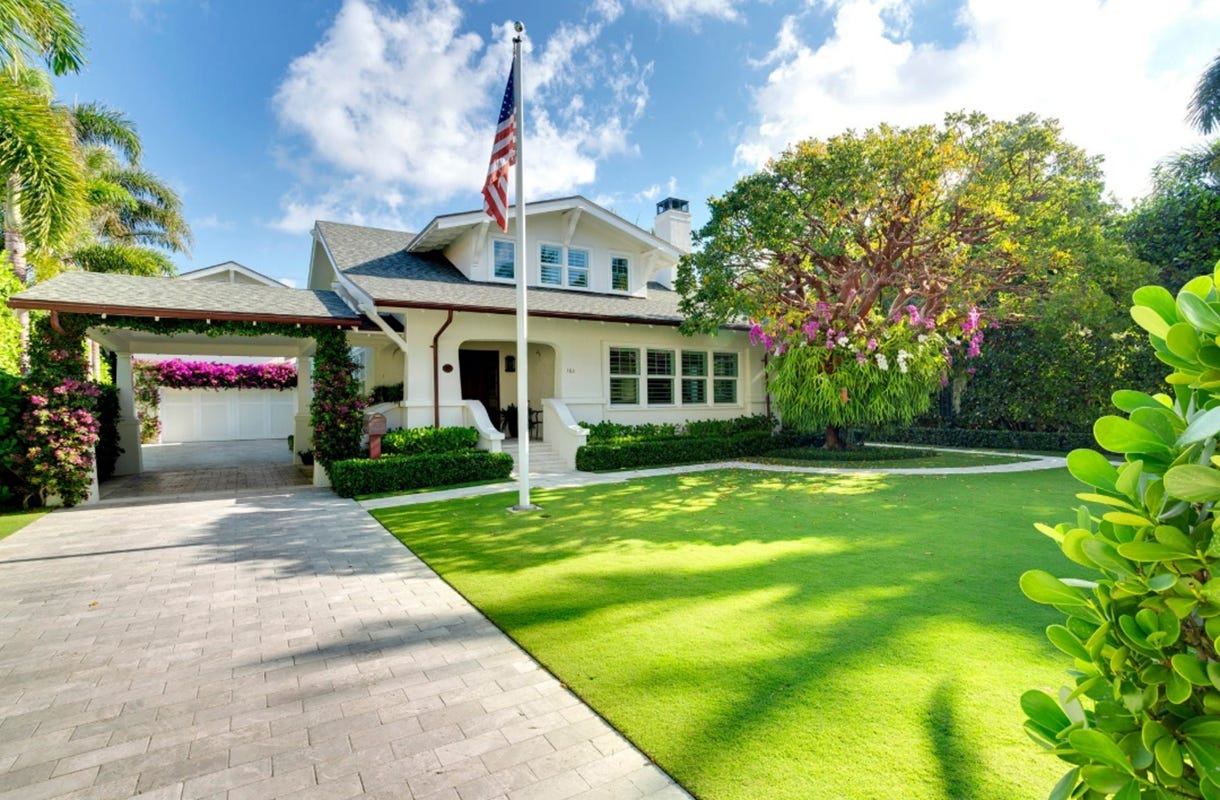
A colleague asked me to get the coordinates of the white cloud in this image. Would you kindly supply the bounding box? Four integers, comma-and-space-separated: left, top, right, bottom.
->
193, 214, 232, 231
736, 0, 1220, 203
272, 0, 651, 230
640, 0, 744, 24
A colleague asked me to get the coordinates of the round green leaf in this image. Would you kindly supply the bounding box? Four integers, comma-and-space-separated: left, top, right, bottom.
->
1156, 736, 1185, 778
1046, 625, 1090, 661
1167, 322, 1202, 360
1021, 689, 1071, 735
1173, 653, 1211, 685
1115, 541, 1194, 562
1134, 284, 1179, 323
1178, 291, 1220, 335
1165, 464, 1220, 503
1180, 405, 1220, 446
1113, 389, 1167, 413
1094, 415, 1172, 454
1132, 305, 1171, 339
1020, 570, 1090, 607
1066, 448, 1119, 492
1070, 729, 1134, 774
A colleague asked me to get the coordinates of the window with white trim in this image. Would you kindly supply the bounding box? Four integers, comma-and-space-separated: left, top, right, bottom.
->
713, 352, 739, 404
540, 244, 562, 285
646, 349, 675, 405
568, 249, 589, 288
611, 256, 629, 292
493, 240, 515, 280
608, 347, 639, 405
681, 351, 707, 404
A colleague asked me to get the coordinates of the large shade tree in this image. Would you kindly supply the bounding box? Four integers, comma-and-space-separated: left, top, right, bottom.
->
678, 112, 1117, 446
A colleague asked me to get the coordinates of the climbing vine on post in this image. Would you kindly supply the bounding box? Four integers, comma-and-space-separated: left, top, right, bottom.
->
310, 327, 364, 469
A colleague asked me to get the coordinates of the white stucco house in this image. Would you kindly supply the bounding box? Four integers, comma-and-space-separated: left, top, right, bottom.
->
9, 196, 765, 473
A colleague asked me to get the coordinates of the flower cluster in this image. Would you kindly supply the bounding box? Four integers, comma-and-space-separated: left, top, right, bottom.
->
10, 378, 101, 507
135, 359, 297, 391
310, 329, 365, 467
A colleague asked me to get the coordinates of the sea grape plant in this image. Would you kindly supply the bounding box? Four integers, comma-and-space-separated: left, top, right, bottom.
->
1022, 265, 1220, 799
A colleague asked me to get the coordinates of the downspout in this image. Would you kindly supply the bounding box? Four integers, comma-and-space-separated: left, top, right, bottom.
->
432, 309, 454, 428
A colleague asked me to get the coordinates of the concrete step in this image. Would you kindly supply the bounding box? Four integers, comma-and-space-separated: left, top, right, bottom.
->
501, 441, 570, 475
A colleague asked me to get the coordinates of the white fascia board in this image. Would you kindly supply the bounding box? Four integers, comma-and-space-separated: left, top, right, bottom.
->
312, 224, 376, 314
180, 262, 284, 287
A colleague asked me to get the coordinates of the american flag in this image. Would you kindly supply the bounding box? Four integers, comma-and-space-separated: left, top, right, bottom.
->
482, 68, 516, 231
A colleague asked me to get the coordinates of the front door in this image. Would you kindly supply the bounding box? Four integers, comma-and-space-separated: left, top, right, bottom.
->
459, 349, 501, 424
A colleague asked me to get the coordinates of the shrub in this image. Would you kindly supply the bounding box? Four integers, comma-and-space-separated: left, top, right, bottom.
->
136, 358, 297, 390
576, 430, 781, 471
329, 450, 513, 498
382, 426, 478, 456
368, 383, 403, 405
0, 372, 26, 505
584, 414, 777, 445
765, 445, 936, 462
311, 328, 365, 467
867, 426, 1098, 453
95, 384, 122, 481
1020, 271, 1220, 798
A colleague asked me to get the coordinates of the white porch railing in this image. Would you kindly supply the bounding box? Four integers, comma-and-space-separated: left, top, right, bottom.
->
463, 400, 505, 453
542, 398, 589, 470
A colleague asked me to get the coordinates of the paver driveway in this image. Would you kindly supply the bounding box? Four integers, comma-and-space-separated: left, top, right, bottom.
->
0, 488, 689, 800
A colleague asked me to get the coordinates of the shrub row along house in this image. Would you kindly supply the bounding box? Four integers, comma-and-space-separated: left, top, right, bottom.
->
7, 196, 767, 484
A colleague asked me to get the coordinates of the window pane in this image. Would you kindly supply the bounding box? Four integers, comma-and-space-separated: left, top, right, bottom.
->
681, 351, 707, 377
608, 347, 638, 376
611, 257, 629, 292
647, 378, 673, 405
713, 352, 739, 378
540, 244, 562, 285
681, 378, 706, 404
713, 379, 737, 404
610, 377, 638, 405
493, 240, 514, 279
647, 349, 674, 376
568, 249, 589, 288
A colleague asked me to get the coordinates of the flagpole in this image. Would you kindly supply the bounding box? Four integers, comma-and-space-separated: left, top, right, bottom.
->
511, 22, 536, 511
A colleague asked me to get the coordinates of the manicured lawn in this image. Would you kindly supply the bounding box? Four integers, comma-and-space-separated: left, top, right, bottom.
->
0, 509, 47, 541
373, 468, 1081, 800
750, 446, 1038, 469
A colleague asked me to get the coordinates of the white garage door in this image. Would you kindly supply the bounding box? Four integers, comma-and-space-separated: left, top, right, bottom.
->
159, 388, 297, 443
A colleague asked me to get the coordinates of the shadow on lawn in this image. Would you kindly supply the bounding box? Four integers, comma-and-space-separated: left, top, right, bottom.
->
374, 467, 1072, 798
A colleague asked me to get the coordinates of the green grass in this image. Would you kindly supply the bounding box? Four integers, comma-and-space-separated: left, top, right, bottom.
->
373, 468, 1081, 800
355, 476, 510, 500
0, 509, 47, 541
750, 446, 1039, 469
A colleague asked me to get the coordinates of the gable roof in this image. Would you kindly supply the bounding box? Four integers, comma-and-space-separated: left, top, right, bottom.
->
179, 261, 286, 287
407, 195, 681, 257
8, 271, 362, 327
314, 220, 692, 325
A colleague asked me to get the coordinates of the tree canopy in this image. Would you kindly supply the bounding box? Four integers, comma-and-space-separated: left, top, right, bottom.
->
677, 112, 1124, 439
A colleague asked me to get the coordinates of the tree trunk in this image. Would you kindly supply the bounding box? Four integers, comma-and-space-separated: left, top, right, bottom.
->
825, 424, 845, 450
4, 176, 28, 284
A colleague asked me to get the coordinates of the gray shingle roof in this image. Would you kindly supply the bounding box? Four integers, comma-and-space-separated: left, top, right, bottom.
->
315, 220, 689, 325
8, 271, 361, 325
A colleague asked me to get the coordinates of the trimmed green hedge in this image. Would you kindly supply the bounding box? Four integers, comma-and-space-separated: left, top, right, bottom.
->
382, 426, 478, 456
865, 426, 1096, 453
766, 444, 937, 462
585, 414, 776, 445
329, 450, 513, 498
576, 430, 783, 471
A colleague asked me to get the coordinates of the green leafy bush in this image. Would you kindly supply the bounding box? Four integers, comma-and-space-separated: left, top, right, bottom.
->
584, 415, 776, 445
765, 445, 936, 462
311, 327, 365, 468
869, 426, 1098, 453
1021, 267, 1220, 798
381, 426, 478, 456
576, 430, 783, 471
328, 450, 513, 498
95, 384, 122, 481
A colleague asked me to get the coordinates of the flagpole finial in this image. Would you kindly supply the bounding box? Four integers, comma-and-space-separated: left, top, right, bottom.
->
514, 20, 524, 33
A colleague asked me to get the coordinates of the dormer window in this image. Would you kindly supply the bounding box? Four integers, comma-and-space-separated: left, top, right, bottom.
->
539, 243, 589, 288
493, 240, 515, 279
611, 256, 629, 292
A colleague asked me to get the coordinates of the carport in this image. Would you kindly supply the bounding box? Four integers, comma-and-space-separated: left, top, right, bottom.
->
7, 271, 366, 495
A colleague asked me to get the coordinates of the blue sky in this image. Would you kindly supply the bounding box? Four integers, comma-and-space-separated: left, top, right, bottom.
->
54, 0, 1220, 288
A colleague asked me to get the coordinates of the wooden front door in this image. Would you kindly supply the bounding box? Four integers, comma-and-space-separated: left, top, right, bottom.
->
459, 349, 501, 423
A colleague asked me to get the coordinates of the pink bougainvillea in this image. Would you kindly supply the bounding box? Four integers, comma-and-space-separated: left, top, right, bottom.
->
135, 359, 297, 391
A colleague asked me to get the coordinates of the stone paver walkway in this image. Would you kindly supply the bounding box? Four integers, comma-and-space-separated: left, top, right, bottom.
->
0, 489, 689, 800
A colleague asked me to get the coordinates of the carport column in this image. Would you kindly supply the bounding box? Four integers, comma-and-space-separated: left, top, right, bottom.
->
113, 351, 143, 476
293, 347, 313, 465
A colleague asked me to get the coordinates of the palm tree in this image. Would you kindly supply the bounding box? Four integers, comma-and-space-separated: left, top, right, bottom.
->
1189, 50, 1220, 135
0, 0, 87, 282
0, 69, 85, 281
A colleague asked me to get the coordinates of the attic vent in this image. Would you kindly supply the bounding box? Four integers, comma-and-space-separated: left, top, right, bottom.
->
656, 197, 689, 214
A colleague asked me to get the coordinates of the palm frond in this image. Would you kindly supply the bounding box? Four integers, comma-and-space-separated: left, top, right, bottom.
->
1188, 50, 1220, 134
73, 242, 175, 277
0, 0, 85, 75
72, 101, 140, 164
0, 74, 85, 250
